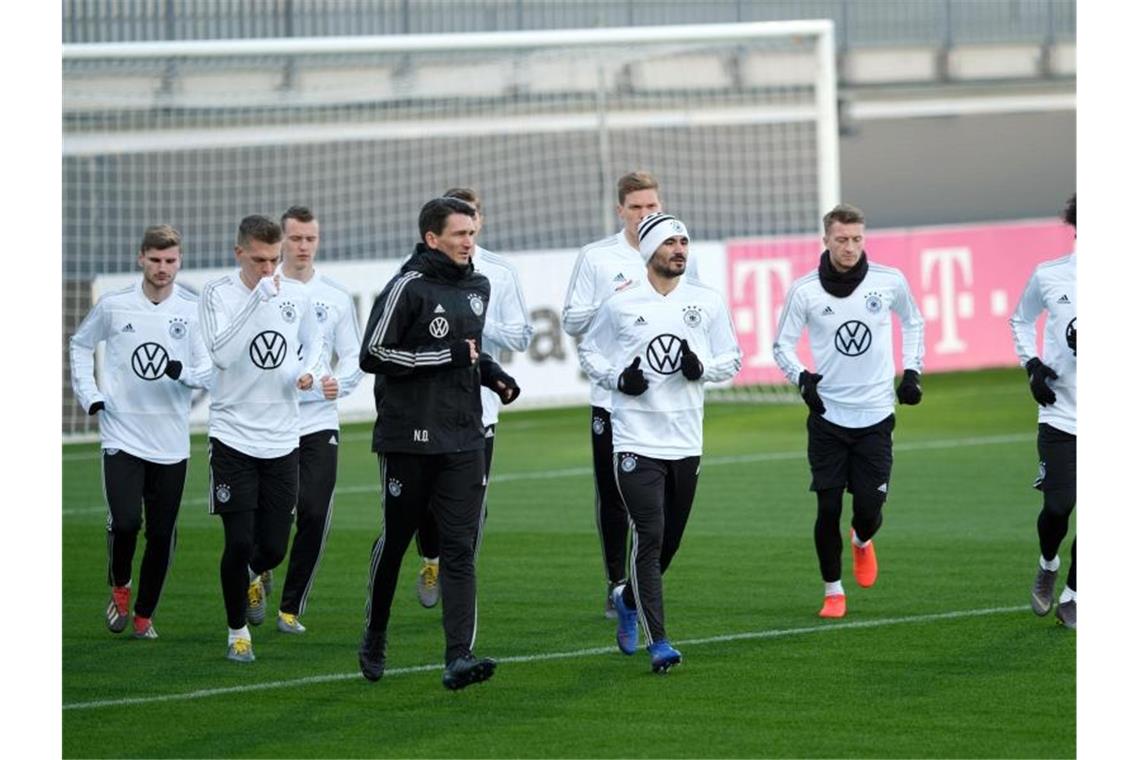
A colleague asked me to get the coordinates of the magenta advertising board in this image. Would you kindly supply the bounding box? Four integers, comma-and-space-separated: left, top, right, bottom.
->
726, 220, 1076, 386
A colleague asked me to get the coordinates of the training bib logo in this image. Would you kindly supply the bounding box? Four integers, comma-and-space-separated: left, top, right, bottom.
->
131, 342, 169, 380
834, 321, 872, 357
249, 331, 287, 369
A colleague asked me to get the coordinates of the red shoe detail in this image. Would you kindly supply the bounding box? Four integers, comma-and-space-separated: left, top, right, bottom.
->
819, 594, 846, 618
852, 530, 878, 588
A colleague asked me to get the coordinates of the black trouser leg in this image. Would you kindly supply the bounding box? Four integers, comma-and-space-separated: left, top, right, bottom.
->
850, 490, 885, 545
659, 457, 699, 575
365, 454, 428, 633
1067, 539, 1076, 591
592, 407, 628, 585
281, 431, 338, 616
815, 488, 844, 583
432, 450, 485, 662
220, 510, 257, 629
1035, 424, 1076, 562
248, 450, 299, 577
103, 450, 146, 588
134, 459, 187, 618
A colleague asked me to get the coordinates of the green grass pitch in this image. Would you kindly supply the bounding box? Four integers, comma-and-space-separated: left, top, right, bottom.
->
62, 368, 1075, 758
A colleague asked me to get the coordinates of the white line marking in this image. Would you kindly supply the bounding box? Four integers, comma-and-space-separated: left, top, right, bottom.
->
63, 604, 1026, 711
61, 432, 1033, 516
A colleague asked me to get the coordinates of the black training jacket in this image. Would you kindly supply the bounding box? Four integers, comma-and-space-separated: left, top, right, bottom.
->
361, 244, 501, 455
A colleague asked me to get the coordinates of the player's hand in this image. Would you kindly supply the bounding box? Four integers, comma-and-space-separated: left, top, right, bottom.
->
1025, 358, 1057, 406
679, 339, 704, 381
320, 375, 338, 400
88, 401, 105, 416
297, 373, 314, 391
798, 370, 826, 415
494, 374, 520, 405
449, 339, 477, 367
256, 275, 279, 300
618, 357, 648, 396
896, 369, 922, 405
1066, 322, 1076, 356
164, 359, 183, 380
467, 339, 478, 363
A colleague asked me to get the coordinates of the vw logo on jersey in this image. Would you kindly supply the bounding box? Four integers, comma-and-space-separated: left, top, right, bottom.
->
215, 483, 231, 504
279, 301, 298, 323
131, 342, 169, 380
249, 330, 287, 369
314, 302, 329, 323
620, 454, 637, 473
429, 316, 450, 339
646, 333, 684, 375
592, 416, 605, 436
683, 305, 702, 327
168, 318, 187, 340
864, 292, 884, 314
468, 293, 485, 316
387, 478, 402, 498
834, 321, 872, 357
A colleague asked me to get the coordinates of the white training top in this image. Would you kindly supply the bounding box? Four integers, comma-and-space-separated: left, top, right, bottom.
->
199, 271, 326, 458
562, 230, 645, 410
69, 281, 213, 464
1009, 253, 1076, 435
773, 262, 925, 429
279, 268, 365, 436
578, 276, 742, 459
475, 245, 534, 427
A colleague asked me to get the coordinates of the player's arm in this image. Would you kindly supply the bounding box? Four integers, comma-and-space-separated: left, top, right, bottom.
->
198, 280, 266, 370
703, 295, 744, 383
68, 298, 109, 414
577, 300, 621, 390
1009, 269, 1045, 367
772, 284, 809, 384
325, 296, 366, 398
176, 321, 215, 390
561, 249, 600, 337
892, 274, 926, 373
478, 351, 520, 404
296, 296, 328, 389
360, 275, 471, 377
483, 267, 534, 353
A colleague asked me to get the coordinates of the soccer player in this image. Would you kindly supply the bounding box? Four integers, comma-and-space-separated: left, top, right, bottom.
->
70, 224, 213, 640
264, 205, 364, 634
579, 212, 741, 673
199, 215, 327, 662
358, 197, 519, 690
1009, 193, 1076, 630
563, 170, 663, 618
410, 187, 534, 608
773, 203, 925, 619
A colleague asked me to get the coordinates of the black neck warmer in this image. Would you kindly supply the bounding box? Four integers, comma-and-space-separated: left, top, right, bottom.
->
818, 251, 868, 298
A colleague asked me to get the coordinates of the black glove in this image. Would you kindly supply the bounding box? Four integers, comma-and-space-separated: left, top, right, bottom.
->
617, 357, 648, 396
88, 401, 105, 416
491, 369, 520, 405
449, 339, 476, 367
896, 369, 922, 405
1025, 358, 1057, 406
164, 359, 183, 380
1066, 319, 1076, 356
797, 370, 825, 415
679, 340, 704, 381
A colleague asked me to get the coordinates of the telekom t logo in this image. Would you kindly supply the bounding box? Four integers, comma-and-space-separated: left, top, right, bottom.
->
731, 258, 793, 367
920, 247, 973, 354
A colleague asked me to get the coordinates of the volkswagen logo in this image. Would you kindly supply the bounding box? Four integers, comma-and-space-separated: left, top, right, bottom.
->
249, 330, 287, 369
131, 342, 169, 380
834, 320, 872, 357
429, 316, 450, 339
646, 333, 684, 374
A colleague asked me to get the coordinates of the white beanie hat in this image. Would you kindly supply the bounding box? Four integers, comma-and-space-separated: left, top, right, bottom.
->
637, 212, 689, 263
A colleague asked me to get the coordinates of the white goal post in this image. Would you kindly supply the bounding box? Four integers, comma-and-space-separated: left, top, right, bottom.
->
62, 20, 840, 437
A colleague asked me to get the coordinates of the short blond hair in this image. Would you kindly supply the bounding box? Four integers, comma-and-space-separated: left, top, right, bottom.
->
139, 224, 181, 253
822, 203, 865, 233
617, 171, 659, 205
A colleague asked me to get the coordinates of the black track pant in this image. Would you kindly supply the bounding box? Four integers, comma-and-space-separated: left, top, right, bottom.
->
615, 453, 700, 645
280, 430, 339, 616
102, 450, 186, 619
593, 407, 629, 586
365, 449, 485, 662
209, 439, 298, 630
416, 426, 495, 559
1035, 423, 1076, 590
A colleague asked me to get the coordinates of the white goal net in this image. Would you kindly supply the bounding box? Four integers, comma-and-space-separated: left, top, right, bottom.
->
63, 21, 839, 436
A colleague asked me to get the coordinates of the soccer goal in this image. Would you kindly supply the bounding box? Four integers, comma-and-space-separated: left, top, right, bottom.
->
62, 20, 839, 436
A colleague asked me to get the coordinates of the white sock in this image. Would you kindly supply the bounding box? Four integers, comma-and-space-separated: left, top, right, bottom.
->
228, 626, 250, 645
247, 567, 258, 583
1059, 587, 1076, 604
825, 580, 845, 597
852, 532, 870, 549
423, 557, 439, 565
1040, 555, 1061, 572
